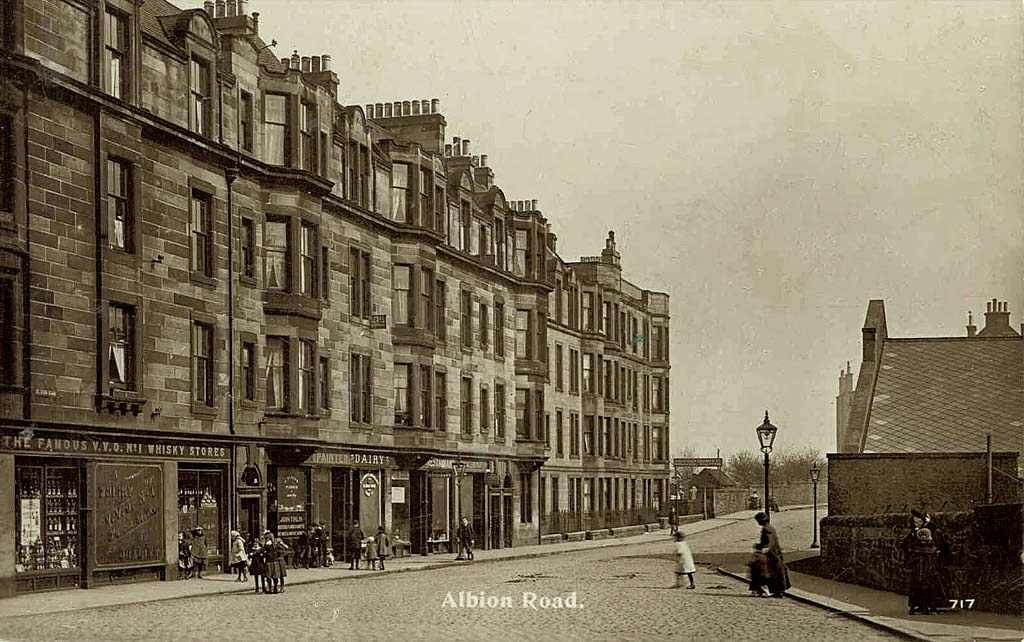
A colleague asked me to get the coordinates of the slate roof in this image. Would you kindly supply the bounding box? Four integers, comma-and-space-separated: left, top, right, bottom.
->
141, 0, 186, 51
863, 337, 1023, 454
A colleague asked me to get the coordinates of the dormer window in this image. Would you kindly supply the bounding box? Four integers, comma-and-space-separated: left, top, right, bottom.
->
265, 94, 289, 165
189, 57, 211, 137
103, 10, 129, 100
300, 102, 317, 172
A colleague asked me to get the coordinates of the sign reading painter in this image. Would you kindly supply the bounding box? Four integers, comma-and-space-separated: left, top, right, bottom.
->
309, 450, 394, 468
94, 463, 164, 568
0, 430, 230, 461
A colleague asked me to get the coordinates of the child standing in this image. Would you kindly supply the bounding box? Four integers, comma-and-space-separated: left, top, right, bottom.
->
674, 531, 696, 589
375, 526, 391, 571
365, 535, 378, 570
177, 531, 193, 580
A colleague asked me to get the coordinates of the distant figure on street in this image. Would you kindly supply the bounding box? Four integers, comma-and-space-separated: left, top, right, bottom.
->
901, 509, 942, 615
750, 512, 790, 598
297, 527, 311, 568
668, 507, 679, 534
456, 517, 475, 561
177, 531, 193, 580
749, 491, 760, 511
348, 521, 365, 570
375, 525, 391, 570
366, 535, 379, 570
674, 531, 696, 589
190, 527, 207, 579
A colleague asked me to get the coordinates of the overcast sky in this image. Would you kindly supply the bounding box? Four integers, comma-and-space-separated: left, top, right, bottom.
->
247, 0, 1023, 460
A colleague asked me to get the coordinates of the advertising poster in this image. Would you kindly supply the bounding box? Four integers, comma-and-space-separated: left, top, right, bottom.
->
95, 463, 164, 567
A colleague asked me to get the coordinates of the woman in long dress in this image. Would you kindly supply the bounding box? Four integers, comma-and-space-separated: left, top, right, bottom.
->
752, 512, 790, 598
901, 510, 941, 615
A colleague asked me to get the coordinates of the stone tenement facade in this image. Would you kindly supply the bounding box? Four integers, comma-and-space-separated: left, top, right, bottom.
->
0, 0, 670, 597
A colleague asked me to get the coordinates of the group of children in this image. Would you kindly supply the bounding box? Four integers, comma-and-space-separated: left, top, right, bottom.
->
349, 524, 391, 570
176, 527, 209, 580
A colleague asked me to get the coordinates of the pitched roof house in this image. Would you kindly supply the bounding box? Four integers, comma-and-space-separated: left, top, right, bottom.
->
839, 299, 1023, 455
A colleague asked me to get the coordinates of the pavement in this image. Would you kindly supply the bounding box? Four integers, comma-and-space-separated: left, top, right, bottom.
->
1, 504, 1020, 642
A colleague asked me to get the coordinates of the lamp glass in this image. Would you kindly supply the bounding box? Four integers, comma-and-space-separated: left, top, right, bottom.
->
755, 412, 778, 452
810, 465, 820, 482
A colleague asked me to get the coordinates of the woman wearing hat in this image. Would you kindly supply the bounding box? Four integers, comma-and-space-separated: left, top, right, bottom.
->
248, 534, 268, 594
901, 510, 941, 614
228, 530, 249, 582
751, 512, 790, 598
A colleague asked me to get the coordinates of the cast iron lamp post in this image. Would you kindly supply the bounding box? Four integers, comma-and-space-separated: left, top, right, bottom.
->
452, 460, 466, 559
755, 411, 778, 522
810, 463, 820, 548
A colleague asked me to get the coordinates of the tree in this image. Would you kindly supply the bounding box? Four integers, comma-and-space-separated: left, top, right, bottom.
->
725, 450, 762, 487
773, 447, 825, 484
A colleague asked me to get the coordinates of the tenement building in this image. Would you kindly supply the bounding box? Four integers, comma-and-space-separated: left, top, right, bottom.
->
0, 0, 670, 596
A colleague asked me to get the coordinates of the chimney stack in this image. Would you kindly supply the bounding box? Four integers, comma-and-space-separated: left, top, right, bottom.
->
966, 311, 977, 337
412, 101, 421, 115
453, 137, 461, 154
402, 100, 411, 116
375, 102, 384, 117
251, 11, 259, 31
384, 103, 393, 118
531, 199, 538, 210
978, 298, 1019, 337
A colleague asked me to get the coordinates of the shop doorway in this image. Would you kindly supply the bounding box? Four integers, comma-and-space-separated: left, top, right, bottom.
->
238, 496, 261, 544
331, 469, 359, 562
488, 494, 501, 549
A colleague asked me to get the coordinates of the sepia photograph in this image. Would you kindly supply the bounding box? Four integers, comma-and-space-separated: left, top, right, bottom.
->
0, 0, 1021, 640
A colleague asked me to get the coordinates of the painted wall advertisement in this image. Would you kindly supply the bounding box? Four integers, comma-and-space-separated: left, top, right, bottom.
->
276, 467, 307, 537
94, 463, 164, 568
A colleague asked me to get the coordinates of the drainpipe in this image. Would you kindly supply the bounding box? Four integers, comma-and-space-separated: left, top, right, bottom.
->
225, 166, 238, 435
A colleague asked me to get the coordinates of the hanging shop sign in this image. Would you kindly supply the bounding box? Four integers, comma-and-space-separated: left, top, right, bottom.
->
309, 450, 394, 468
421, 458, 489, 472
94, 463, 164, 568
360, 473, 379, 497
0, 430, 230, 462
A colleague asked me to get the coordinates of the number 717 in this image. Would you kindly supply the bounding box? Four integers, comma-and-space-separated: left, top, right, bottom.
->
949, 599, 975, 609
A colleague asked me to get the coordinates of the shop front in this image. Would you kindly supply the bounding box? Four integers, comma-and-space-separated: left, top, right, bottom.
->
0, 428, 231, 597
409, 457, 489, 555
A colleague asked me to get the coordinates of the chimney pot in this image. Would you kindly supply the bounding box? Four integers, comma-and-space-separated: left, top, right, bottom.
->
226, 0, 237, 17
204, 1, 214, 15
365, 104, 374, 118
472, 155, 479, 166
392, 101, 402, 116
320, 54, 331, 71
402, 100, 411, 116
301, 56, 311, 73
251, 11, 259, 30
532, 199, 538, 210
445, 144, 452, 156
412, 101, 421, 115
290, 51, 300, 70
238, 0, 247, 15
481, 154, 488, 167
280, 58, 290, 68
375, 103, 384, 117
421, 99, 430, 114
384, 103, 393, 118
431, 98, 440, 113
462, 139, 470, 156
311, 56, 321, 73
215, 0, 225, 18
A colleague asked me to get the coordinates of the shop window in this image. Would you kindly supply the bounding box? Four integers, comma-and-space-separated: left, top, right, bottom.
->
107, 303, 135, 394
266, 336, 289, 411
15, 466, 80, 573
178, 470, 223, 562
103, 9, 128, 100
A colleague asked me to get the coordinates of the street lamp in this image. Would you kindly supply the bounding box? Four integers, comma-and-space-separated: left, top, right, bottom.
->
809, 463, 820, 548
452, 460, 466, 560
755, 411, 778, 522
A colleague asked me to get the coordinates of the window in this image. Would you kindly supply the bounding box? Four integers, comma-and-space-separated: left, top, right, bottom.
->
321, 246, 330, 299
433, 185, 445, 233
602, 302, 612, 337
434, 280, 446, 339
460, 291, 472, 348
583, 416, 594, 455
514, 230, 527, 277
419, 168, 431, 225
300, 103, 317, 172
495, 219, 505, 269
319, 356, 330, 412
520, 473, 532, 523
556, 410, 564, 456
479, 384, 489, 434
264, 94, 289, 165
582, 354, 594, 393
494, 302, 505, 356
495, 383, 507, 438
394, 364, 412, 426
391, 164, 409, 222
569, 413, 580, 457
393, 266, 411, 325
534, 390, 544, 442
461, 376, 472, 435
643, 374, 650, 410
350, 353, 372, 424
241, 218, 255, 279
555, 345, 564, 391
266, 337, 288, 410
300, 224, 317, 297
105, 158, 131, 252
192, 322, 213, 406
583, 292, 594, 330
349, 248, 371, 319
652, 376, 662, 411
434, 371, 447, 430
652, 426, 663, 462
104, 10, 128, 99
422, 269, 435, 332
264, 219, 288, 290
569, 349, 579, 393
420, 364, 432, 428
298, 340, 315, 414
479, 303, 488, 350
602, 417, 611, 455
239, 91, 254, 152
551, 476, 560, 513
190, 190, 212, 277
515, 388, 530, 440
241, 341, 255, 401
567, 285, 579, 329
0, 115, 12, 213
515, 311, 529, 359
460, 201, 471, 251
189, 57, 211, 136
107, 304, 134, 394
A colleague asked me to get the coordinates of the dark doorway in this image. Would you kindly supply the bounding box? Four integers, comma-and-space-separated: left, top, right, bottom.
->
239, 496, 260, 544
489, 494, 501, 549
331, 469, 359, 562
502, 495, 513, 548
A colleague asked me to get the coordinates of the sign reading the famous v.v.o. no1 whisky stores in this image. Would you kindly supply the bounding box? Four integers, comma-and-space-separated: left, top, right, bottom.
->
94, 463, 164, 568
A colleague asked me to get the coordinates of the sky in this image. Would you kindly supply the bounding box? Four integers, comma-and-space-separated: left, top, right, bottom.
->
246, 0, 1023, 460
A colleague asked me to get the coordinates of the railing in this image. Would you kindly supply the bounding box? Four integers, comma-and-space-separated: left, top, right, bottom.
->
539, 507, 661, 536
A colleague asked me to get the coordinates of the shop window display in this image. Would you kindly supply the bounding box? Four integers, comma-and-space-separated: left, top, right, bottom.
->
15, 466, 80, 572
178, 470, 223, 561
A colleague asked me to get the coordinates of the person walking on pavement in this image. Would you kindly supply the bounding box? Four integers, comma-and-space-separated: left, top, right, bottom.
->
456, 516, 475, 561
901, 509, 942, 615
752, 512, 790, 598
348, 521, 365, 570
674, 530, 696, 589
228, 530, 249, 582
190, 527, 207, 579
375, 525, 391, 570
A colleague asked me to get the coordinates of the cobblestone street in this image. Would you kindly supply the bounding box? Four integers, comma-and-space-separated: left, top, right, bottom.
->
0, 510, 897, 642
